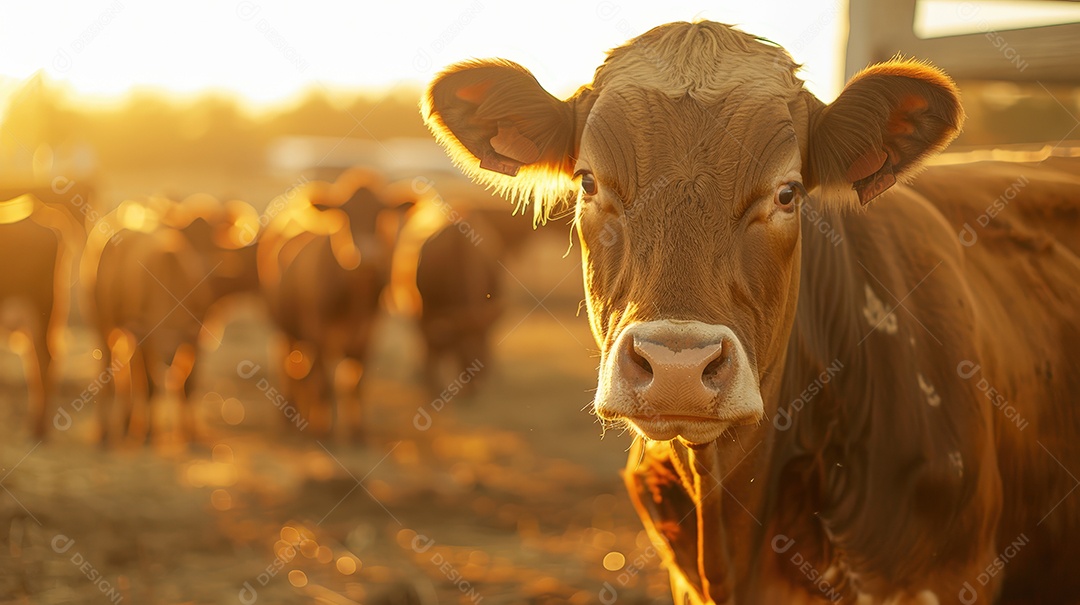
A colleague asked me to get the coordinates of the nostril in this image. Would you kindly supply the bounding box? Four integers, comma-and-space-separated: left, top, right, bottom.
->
628, 343, 653, 376
701, 344, 729, 386
703, 356, 724, 378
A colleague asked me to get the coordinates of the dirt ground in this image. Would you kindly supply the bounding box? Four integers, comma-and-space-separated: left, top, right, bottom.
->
0, 200, 673, 605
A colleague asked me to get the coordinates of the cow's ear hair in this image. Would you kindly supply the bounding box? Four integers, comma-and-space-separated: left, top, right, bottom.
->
422, 59, 593, 224
807, 59, 964, 208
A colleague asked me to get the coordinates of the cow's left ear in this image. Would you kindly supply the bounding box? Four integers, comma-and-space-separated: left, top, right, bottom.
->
807, 59, 964, 207
422, 59, 595, 223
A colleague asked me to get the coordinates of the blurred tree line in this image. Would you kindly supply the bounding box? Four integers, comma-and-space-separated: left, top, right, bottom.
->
3, 74, 1076, 178
0, 73, 427, 175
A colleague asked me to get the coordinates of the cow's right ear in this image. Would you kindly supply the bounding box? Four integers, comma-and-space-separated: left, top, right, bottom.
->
422, 60, 593, 223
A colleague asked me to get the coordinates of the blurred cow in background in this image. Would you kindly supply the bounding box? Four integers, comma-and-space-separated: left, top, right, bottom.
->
149, 194, 263, 347
390, 185, 534, 395
82, 195, 260, 445
0, 189, 83, 438
258, 168, 411, 441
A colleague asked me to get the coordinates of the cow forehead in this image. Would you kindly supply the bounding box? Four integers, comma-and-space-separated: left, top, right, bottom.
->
592, 21, 802, 104
581, 90, 801, 211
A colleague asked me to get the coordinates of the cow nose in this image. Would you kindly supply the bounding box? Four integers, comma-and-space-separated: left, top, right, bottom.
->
619, 329, 731, 407
596, 320, 765, 444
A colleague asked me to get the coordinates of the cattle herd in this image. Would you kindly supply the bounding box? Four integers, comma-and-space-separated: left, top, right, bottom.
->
0, 167, 524, 446
4, 17, 1080, 605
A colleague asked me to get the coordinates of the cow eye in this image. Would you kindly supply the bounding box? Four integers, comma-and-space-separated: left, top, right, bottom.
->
775, 182, 803, 210
578, 172, 597, 196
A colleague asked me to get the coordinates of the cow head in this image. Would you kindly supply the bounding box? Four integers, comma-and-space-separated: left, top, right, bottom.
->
423, 21, 962, 445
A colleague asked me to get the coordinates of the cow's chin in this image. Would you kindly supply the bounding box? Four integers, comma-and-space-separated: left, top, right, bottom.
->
595, 380, 767, 445
596, 394, 766, 446
625, 415, 731, 445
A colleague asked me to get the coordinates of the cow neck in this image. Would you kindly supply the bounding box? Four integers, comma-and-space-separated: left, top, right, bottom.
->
785, 199, 866, 415
780, 198, 867, 425
756, 199, 870, 594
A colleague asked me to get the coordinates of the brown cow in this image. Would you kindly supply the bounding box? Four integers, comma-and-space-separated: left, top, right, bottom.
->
83, 196, 258, 444
150, 194, 263, 346
0, 191, 82, 438
390, 193, 517, 394
258, 169, 406, 440
423, 21, 1080, 605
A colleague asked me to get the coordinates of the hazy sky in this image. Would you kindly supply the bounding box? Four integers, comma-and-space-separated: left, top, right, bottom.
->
0, 0, 849, 105
4, 1, 1075, 108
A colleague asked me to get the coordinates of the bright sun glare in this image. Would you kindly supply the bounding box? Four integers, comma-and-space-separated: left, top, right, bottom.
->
0, 0, 850, 107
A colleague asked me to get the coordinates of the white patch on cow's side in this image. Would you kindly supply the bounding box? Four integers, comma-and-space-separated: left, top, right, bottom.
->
917, 372, 941, 407
862, 284, 898, 334
949, 451, 964, 478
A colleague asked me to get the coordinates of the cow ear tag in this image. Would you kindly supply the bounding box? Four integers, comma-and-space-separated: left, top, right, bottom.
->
853, 161, 896, 205
847, 147, 897, 205
479, 151, 521, 176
